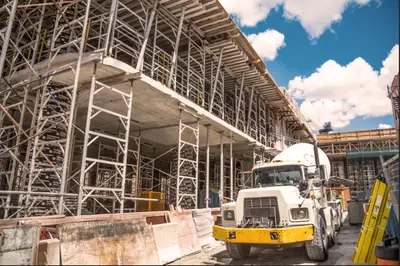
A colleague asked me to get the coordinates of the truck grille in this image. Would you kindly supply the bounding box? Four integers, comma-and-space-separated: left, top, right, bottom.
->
243, 197, 280, 228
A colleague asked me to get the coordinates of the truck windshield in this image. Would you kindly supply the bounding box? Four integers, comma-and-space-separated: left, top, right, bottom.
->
253, 165, 303, 187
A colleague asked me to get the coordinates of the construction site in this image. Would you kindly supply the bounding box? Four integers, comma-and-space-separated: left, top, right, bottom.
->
0, 0, 398, 265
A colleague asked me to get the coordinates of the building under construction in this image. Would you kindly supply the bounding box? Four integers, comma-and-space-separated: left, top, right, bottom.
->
0, 0, 315, 219
318, 128, 398, 197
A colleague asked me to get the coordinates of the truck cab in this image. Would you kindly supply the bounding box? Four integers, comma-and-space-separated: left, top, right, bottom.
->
213, 143, 341, 262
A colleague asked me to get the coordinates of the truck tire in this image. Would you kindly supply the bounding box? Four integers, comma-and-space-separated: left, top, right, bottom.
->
226, 242, 251, 260
305, 214, 329, 261
329, 215, 336, 247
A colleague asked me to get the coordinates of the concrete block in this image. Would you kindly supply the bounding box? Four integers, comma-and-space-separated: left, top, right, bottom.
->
192, 209, 215, 247
168, 211, 201, 257
0, 223, 41, 265
152, 223, 182, 264
58, 219, 160, 265
37, 239, 60, 265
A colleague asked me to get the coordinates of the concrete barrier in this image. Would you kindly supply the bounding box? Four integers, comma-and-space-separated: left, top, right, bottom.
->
0, 223, 41, 265
37, 239, 60, 265
58, 219, 160, 265
152, 223, 182, 264
167, 207, 201, 257
0, 208, 222, 265
192, 209, 215, 247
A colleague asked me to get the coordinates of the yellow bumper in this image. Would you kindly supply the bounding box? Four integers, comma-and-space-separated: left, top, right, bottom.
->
213, 225, 314, 244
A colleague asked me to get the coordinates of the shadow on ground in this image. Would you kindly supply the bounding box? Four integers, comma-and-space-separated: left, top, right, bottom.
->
210, 216, 360, 265
170, 214, 362, 265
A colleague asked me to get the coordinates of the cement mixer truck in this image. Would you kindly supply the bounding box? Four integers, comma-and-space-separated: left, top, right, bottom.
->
213, 142, 343, 262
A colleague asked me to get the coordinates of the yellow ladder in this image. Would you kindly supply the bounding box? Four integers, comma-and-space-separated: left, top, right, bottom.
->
352, 177, 392, 263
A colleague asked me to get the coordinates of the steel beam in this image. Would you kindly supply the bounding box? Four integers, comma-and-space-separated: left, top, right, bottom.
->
205, 124, 210, 208
246, 84, 255, 134
235, 73, 245, 128
136, 0, 158, 70
219, 132, 224, 206
167, 8, 185, 89
230, 132, 234, 201
0, 0, 18, 79
209, 48, 224, 113
59, 0, 93, 214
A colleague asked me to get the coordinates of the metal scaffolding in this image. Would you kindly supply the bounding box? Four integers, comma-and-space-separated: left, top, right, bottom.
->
0, 0, 312, 217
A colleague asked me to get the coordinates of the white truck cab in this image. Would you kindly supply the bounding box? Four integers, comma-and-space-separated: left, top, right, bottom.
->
213, 142, 342, 262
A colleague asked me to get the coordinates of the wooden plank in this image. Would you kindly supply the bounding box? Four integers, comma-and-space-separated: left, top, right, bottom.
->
167, 209, 201, 257
0, 223, 41, 265
28, 211, 168, 226
0, 215, 65, 226
58, 219, 160, 265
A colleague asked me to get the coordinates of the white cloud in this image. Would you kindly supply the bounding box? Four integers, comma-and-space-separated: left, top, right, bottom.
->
378, 124, 392, 129
288, 44, 399, 129
220, 0, 375, 40
246, 29, 286, 61
220, 0, 283, 27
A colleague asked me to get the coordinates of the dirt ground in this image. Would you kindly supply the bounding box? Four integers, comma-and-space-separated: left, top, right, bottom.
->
169, 213, 361, 265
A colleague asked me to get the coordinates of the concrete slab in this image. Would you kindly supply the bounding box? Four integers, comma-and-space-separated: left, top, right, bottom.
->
152, 223, 182, 264
11, 53, 271, 152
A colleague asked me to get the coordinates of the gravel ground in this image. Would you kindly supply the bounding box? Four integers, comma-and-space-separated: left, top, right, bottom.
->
169, 213, 362, 265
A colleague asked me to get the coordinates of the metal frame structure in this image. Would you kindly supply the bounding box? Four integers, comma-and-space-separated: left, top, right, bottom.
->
176, 110, 200, 209
317, 128, 398, 196
0, 0, 313, 217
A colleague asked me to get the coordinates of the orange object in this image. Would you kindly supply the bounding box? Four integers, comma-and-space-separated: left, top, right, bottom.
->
326, 187, 350, 211
377, 258, 399, 265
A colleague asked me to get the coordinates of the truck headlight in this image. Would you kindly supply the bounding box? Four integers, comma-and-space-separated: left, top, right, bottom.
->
223, 210, 235, 221
291, 208, 309, 220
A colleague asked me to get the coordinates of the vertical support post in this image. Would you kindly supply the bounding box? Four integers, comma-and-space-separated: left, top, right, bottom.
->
59, 0, 93, 214
209, 49, 224, 112
150, 14, 158, 78
235, 73, 245, 128
195, 119, 200, 209
0, 0, 18, 79
77, 64, 97, 216
176, 110, 182, 207
205, 124, 210, 208
136, 0, 158, 70
201, 43, 206, 107
246, 84, 254, 134
252, 145, 256, 165
167, 8, 185, 89
230, 132, 233, 201
186, 26, 192, 98
17, 90, 40, 217
120, 82, 133, 213
134, 130, 141, 212
219, 132, 224, 206
4, 88, 29, 218
104, 0, 118, 56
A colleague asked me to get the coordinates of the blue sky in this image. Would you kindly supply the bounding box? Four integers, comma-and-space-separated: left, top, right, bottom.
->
221, 0, 399, 132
